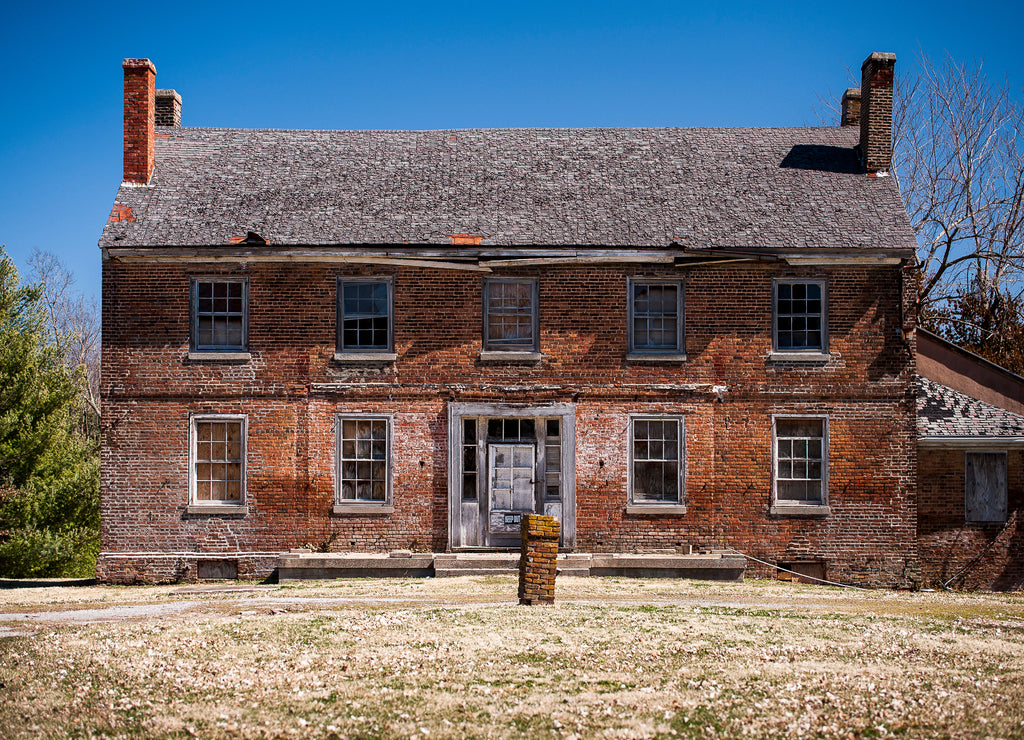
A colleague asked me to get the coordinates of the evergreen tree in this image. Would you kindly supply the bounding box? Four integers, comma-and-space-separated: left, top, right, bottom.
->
0, 248, 99, 577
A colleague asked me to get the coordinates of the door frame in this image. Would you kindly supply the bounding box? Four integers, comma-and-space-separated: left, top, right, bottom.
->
447, 402, 576, 551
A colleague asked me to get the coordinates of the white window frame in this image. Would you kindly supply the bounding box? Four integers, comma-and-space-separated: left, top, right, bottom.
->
189, 277, 249, 358
627, 278, 685, 358
771, 278, 828, 361
965, 451, 1008, 523
771, 414, 830, 517
627, 415, 687, 514
188, 413, 247, 515
482, 278, 540, 354
334, 413, 394, 514
335, 277, 396, 361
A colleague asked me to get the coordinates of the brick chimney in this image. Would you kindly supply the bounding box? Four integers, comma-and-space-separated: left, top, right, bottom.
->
122, 58, 156, 184
155, 89, 181, 127
841, 88, 861, 127
859, 52, 896, 174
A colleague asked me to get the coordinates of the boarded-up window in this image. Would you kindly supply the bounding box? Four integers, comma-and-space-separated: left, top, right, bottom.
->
965, 452, 1007, 523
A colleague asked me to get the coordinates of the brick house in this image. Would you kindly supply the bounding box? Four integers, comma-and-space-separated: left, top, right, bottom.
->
98, 54, 925, 586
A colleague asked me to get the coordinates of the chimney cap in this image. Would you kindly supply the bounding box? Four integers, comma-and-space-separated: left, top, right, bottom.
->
156, 89, 182, 104
842, 88, 861, 99
123, 58, 156, 73
861, 52, 896, 71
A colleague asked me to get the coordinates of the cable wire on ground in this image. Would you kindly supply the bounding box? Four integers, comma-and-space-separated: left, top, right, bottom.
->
723, 546, 871, 591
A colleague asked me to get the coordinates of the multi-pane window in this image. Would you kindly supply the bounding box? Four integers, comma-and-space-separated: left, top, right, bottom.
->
193, 279, 246, 350
545, 419, 562, 501
339, 279, 392, 352
774, 280, 826, 352
483, 279, 538, 351
462, 419, 478, 501
629, 280, 683, 353
965, 452, 1008, 523
337, 417, 390, 503
774, 417, 826, 504
191, 416, 245, 504
630, 418, 683, 503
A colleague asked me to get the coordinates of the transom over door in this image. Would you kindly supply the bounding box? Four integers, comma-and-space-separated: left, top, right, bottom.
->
488, 443, 535, 534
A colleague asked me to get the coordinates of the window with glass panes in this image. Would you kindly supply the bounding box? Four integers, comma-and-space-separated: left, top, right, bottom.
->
630, 418, 683, 503
193, 280, 246, 350
339, 280, 392, 351
774, 417, 826, 503
774, 281, 825, 351
629, 280, 682, 352
483, 279, 537, 350
338, 417, 390, 502
192, 417, 244, 503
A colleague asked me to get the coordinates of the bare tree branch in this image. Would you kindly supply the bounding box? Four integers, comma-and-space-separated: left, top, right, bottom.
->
27, 250, 101, 419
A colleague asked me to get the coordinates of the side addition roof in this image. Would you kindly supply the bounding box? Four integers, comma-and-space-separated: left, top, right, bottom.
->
99, 126, 917, 251
918, 378, 1024, 444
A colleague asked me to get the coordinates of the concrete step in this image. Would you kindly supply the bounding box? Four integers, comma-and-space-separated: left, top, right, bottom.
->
434, 568, 518, 577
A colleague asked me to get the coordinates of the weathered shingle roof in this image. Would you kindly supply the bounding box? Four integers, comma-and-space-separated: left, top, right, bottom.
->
99, 126, 916, 250
918, 378, 1024, 438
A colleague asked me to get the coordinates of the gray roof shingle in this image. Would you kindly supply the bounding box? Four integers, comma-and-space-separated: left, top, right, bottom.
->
918, 378, 1024, 438
99, 126, 916, 250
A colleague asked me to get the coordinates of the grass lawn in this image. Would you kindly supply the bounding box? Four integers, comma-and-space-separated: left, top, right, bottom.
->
1, 576, 1023, 739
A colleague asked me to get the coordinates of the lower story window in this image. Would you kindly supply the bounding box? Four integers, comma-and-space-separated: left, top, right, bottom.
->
191, 415, 245, 504
337, 416, 391, 503
774, 416, 827, 505
630, 417, 683, 503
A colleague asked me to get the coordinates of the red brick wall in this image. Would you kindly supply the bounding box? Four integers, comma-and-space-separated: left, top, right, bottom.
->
918, 448, 1024, 590
99, 259, 917, 585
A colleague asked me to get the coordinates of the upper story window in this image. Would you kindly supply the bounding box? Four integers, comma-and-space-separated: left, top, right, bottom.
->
772, 416, 829, 515
189, 414, 246, 511
629, 417, 684, 505
192, 278, 247, 352
773, 280, 827, 353
483, 278, 538, 352
628, 279, 683, 354
965, 451, 1007, 523
337, 278, 393, 353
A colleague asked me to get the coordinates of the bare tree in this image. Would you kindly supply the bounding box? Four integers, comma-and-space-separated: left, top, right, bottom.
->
895, 54, 1024, 319
27, 249, 101, 419
820, 53, 1024, 328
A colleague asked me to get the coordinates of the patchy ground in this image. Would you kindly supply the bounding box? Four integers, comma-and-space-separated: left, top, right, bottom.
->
1, 577, 1023, 739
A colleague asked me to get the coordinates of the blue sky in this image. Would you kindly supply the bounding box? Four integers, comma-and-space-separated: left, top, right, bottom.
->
1, 0, 1021, 302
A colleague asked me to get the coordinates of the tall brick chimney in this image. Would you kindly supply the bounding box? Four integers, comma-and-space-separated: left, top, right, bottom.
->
841, 88, 861, 127
859, 52, 896, 174
122, 58, 156, 184
155, 89, 181, 127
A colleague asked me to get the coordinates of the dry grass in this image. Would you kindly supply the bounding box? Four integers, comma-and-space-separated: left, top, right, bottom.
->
1, 577, 1023, 739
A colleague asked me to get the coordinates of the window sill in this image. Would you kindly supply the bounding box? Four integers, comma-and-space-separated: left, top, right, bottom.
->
770, 504, 830, 518
625, 352, 687, 363
186, 504, 248, 515
332, 504, 394, 515
333, 352, 397, 363
478, 350, 543, 363
626, 504, 687, 516
188, 351, 251, 362
768, 352, 831, 363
